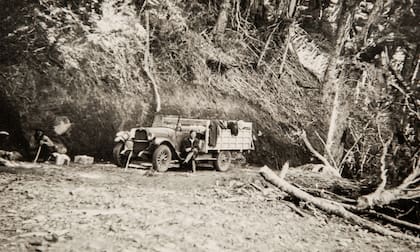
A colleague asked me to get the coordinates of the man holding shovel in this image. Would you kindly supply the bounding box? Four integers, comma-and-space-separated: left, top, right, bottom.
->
31, 129, 57, 162
31, 117, 72, 163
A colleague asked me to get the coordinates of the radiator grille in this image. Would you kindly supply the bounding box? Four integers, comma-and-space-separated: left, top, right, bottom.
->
135, 129, 147, 140
134, 130, 149, 152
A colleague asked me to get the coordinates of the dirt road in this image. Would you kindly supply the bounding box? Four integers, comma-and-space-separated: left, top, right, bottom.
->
0, 163, 417, 251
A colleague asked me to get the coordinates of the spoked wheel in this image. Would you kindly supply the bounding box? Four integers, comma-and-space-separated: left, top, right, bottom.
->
214, 151, 232, 172
113, 142, 128, 168
152, 145, 172, 172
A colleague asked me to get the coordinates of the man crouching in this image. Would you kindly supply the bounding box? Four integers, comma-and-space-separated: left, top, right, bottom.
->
181, 130, 200, 173
30, 129, 67, 163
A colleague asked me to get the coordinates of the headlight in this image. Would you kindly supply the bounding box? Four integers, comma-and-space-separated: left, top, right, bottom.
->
147, 131, 153, 139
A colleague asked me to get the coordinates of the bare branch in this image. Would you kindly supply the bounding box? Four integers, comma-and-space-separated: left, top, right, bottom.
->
357, 139, 391, 208
339, 120, 371, 169
377, 124, 385, 145
398, 156, 420, 189
256, 22, 280, 68
315, 131, 338, 169
279, 161, 289, 180
279, 24, 293, 76
300, 130, 340, 177
377, 139, 391, 191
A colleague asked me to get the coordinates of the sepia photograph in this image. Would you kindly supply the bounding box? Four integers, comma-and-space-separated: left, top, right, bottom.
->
0, 0, 419, 251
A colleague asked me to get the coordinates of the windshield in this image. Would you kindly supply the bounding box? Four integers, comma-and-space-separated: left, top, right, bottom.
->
152, 115, 208, 133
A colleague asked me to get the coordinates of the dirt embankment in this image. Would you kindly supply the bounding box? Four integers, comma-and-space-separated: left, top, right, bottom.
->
0, 0, 326, 166
0, 164, 417, 251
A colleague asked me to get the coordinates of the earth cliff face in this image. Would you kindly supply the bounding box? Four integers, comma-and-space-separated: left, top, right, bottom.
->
0, 0, 326, 165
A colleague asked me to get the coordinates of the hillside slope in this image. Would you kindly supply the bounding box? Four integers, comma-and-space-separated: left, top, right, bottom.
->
0, 0, 327, 165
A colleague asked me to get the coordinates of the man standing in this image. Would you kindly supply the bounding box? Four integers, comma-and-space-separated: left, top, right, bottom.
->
181, 130, 200, 173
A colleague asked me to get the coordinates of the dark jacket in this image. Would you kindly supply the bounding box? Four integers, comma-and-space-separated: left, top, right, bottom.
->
181, 137, 200, 157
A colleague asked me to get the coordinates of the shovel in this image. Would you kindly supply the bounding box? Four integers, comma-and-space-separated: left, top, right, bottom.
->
124, 151, 133, 172
33, 145, 42, 163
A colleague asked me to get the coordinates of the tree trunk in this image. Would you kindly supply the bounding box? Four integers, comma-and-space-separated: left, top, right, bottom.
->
325, 75, 349, 165
323, 12, 354, 167
321, 0, 343, 37
144, 10, 161, 113
213, 0, 232, 34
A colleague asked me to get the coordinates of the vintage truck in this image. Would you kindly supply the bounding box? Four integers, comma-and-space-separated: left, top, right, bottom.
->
113, 115, 254, 172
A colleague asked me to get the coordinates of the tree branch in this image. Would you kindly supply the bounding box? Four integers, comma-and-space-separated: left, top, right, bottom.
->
300, 130, 340, 177
256, 22, 280, 68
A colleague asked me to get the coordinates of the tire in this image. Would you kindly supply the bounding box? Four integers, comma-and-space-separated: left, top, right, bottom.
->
152, 145, 172, 172
214, 151, 232, 172
113, 142, 127, 168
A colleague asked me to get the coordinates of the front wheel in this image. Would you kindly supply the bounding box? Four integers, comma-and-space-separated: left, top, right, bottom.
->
214, 151, 232, 172
152, 145, 172, 172
113, 142, 128, 168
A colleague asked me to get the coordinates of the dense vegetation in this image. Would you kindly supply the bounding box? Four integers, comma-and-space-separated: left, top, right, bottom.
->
0, 0, 418, 187
0, 0, 326, 165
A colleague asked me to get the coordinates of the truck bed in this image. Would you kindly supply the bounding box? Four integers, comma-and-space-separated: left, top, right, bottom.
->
207, 122, 254, 152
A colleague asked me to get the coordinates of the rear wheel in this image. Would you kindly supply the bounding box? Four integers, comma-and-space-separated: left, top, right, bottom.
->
113, 142, 128, 168
214, 151, 232, 172
152, 145, 172, 172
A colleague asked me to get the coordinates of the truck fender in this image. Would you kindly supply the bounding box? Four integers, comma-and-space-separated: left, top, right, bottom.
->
114, 136, 125, 143
114, 131, 133, 154
152, 138, 180, 159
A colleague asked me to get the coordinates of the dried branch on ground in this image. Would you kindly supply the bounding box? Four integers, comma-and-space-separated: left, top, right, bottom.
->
259, 165, 420, 242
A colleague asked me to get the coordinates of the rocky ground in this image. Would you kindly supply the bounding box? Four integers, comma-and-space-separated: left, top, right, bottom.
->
0, 163, 418, 252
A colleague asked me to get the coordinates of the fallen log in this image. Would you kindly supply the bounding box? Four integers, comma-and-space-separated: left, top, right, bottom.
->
304, 188, 357, 203
259, 165, 420, 242
0, 157, 12, 167
341, 203, 420, 234
0, 158, 44, 175
1, 158, 42, 168
369, 211, 420, 233
297, 183, 420, 233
